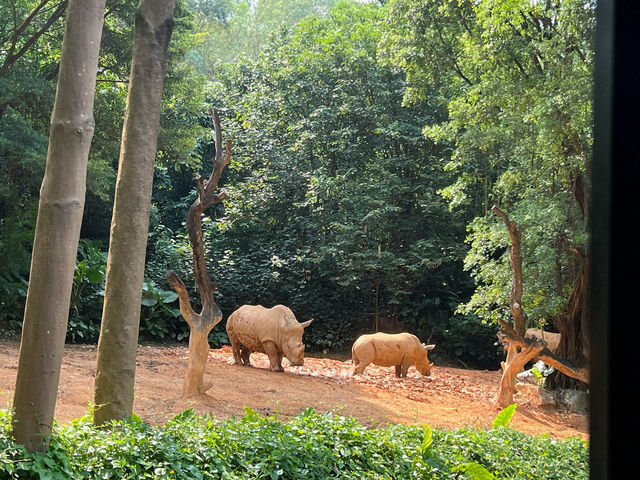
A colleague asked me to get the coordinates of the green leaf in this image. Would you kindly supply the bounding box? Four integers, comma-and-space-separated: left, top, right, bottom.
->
84, 267, 104, 284
456, 462, 495, 480
171, 408, 195, 422
418, 425, 433, 459
141, 291, 158, 307
491, 403, 517, 429
130, 413, 143, 423
158, 290, 178, 303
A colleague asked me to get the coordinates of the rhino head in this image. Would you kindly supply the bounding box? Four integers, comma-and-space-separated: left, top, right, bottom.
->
282, 316, 313, 366
415, 343, 436, 376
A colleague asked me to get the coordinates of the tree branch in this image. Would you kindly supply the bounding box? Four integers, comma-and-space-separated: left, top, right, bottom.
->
2, 0, 50, 48
497, 330, 589, 384
165, 270, 197, 329
167, 108, 231, 324
492, 205, 525, 335
0, 1, 67, 78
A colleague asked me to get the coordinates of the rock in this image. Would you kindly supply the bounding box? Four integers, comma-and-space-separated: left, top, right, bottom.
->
537, 387, 557, 407
534, 388, 588, 414
555, 389, 589, 415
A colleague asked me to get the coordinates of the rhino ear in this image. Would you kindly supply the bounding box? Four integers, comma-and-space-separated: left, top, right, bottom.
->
300, 318, 313, 328
424, 344, 435, 350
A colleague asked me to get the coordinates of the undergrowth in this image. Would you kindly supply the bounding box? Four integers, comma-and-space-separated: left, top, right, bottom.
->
0, 406, 588, 479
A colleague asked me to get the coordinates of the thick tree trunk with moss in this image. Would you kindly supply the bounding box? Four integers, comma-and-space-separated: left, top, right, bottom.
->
546, 256, 590, 390
166, 108, 231, 398
10, 0, 105, 452
93, 0, 176, 426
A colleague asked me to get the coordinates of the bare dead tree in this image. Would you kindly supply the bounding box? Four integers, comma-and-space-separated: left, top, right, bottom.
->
492, 206, 588, 407
165, 108, 230, 398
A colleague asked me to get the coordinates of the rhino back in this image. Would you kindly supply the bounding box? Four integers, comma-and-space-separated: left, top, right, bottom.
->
355, 333, 418, 366
227, 305, 283, 351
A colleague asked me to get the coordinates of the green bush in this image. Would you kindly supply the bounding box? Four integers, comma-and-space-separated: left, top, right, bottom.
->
0, 406, 588, 479
67, 240, 107, 343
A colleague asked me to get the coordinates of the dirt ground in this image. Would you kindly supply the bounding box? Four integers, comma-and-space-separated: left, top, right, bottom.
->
0, 339, 587, 441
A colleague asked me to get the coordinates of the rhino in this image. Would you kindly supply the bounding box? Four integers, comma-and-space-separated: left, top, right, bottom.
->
225, 304, 313, 372
524, 328, 560, 354
351, 332, 435, 378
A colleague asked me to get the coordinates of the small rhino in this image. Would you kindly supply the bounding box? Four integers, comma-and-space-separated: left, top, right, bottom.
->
351, 332, 435, 378
226, 304, 312, 372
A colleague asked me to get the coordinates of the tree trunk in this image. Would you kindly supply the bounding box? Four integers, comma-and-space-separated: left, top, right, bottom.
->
546, 256, 590, 390
497, 332, 545, 408
492, 205, 536, 407
492, 206, 525, 336
166, 108, 231, 398
492, 206, 589, 407
93, 0, 176, 426
10, 0, 105, 452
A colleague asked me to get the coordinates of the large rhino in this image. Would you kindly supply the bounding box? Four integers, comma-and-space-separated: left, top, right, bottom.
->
351, 332, 435, 378
226, 304, 312, 372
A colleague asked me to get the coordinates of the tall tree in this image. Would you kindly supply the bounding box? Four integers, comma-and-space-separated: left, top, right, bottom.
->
10, 0, 105, 452
93, 0, 176, 426
492, 206, 587, 407
186, 0, 336, 72
383, 0, 593, 384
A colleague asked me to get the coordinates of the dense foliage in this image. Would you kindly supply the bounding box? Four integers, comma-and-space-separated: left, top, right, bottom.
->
382, 0, 593, 326
1, 0, 593, 370
187, 0, 481, 355
0, 407, 588, 479
0, 0, 209, 337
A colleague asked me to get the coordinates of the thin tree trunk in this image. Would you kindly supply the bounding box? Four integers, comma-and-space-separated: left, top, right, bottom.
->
166, 108, 231, 398
492, 206, 528, 407
492, 206, 525, 336
93, 0, 175, 426
10, 0, 105, 452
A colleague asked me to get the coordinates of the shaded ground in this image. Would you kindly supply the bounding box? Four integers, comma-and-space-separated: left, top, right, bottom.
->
0, 340, 587, 440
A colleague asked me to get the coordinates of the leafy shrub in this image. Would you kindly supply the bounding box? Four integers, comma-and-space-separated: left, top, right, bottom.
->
429, 313, 504, 370
139, 278, 183, 341
0, 406, 588, 479
67, 239, 107, 343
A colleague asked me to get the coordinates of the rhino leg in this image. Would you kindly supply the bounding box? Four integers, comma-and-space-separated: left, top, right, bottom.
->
263, 342, 284, 372
394, 365, 402, 378
351, 346, 372, 375
400, 357, 412, 378
352, 359, 369, 375
240, 346, 252, 366
230, 340, 244, 365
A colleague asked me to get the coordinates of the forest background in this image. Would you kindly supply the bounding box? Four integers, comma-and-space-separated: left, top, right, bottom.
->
0, 0, 593, 371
